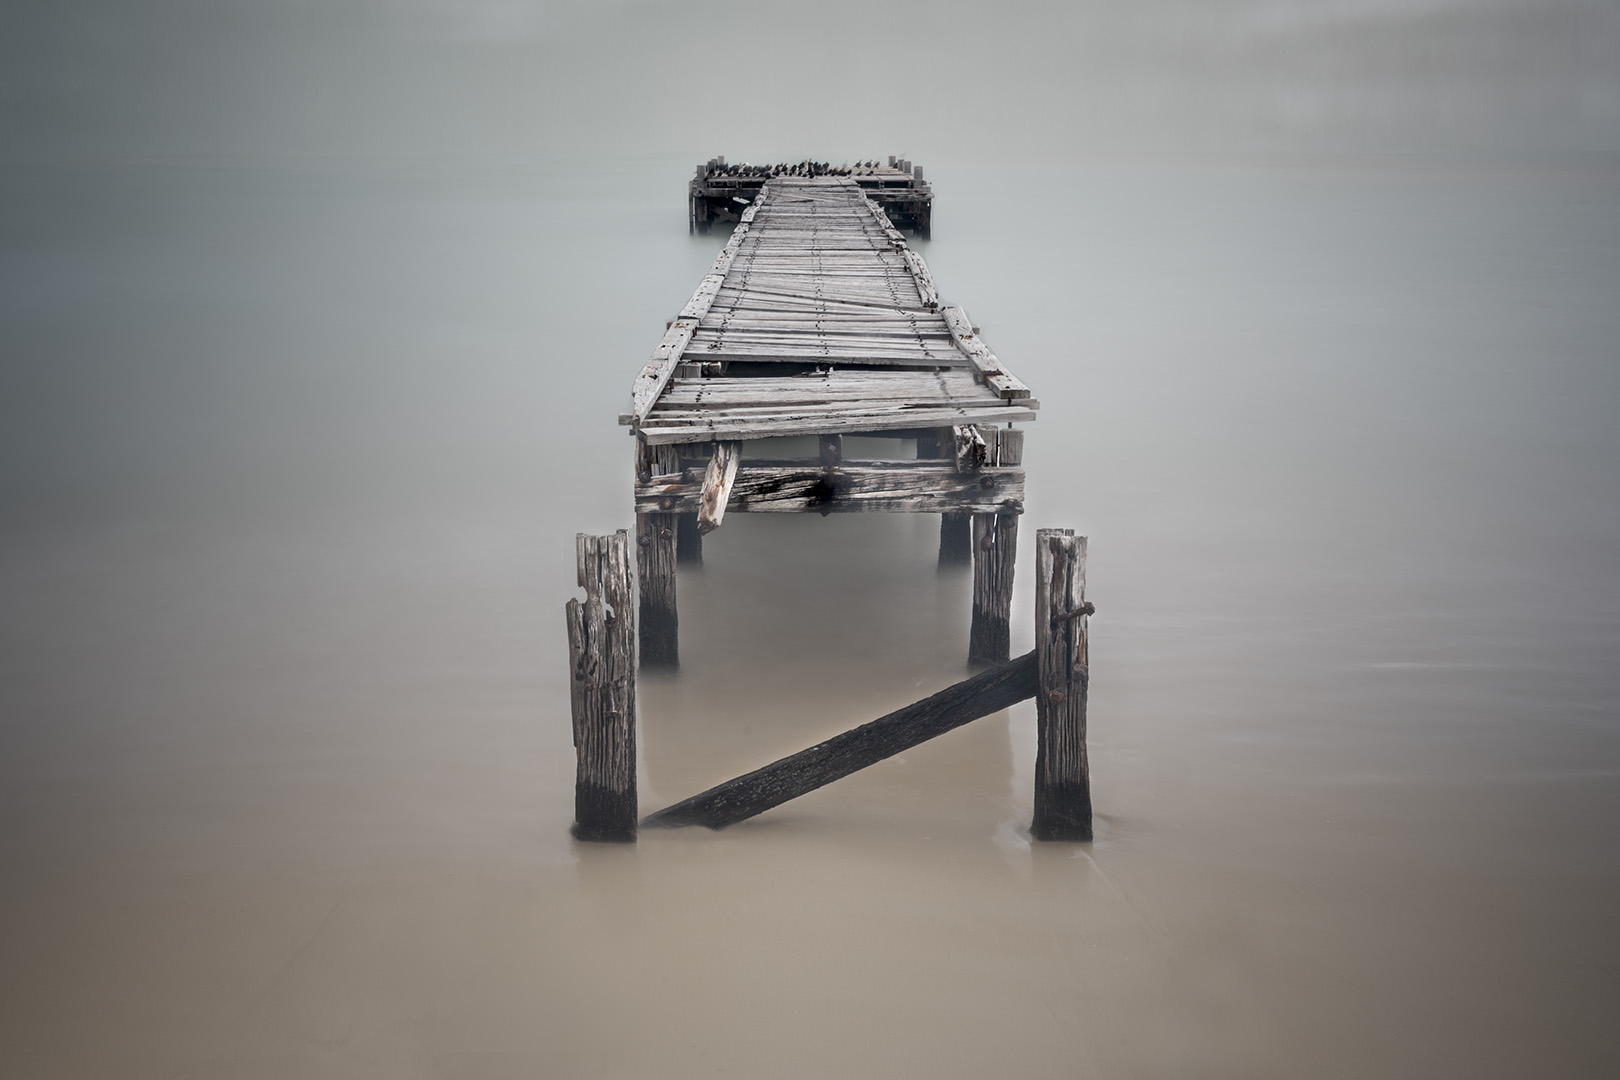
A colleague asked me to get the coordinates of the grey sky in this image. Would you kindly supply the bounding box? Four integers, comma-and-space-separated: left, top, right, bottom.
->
5, 0, 1618, 165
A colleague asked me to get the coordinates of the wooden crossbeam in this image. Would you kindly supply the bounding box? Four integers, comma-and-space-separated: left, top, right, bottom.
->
636, 461, 1024, 515
637, 404, 1034, 444
642, 651, 1038, 830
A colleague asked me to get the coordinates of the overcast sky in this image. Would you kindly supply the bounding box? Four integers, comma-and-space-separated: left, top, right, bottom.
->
4, 0, 1618, 166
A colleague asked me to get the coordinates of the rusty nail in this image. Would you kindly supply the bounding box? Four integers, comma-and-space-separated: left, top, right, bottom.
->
660, 528, 673, 539
979, 475, 996, 489
638, 534, 651, 547
1051, 602, 1095, 627
1048, 690, 1064, 705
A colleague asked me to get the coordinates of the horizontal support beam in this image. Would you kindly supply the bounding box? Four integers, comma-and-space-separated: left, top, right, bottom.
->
636, 462, 1024, 515
644, 651, 1038, 830
635, 404, 1036, 444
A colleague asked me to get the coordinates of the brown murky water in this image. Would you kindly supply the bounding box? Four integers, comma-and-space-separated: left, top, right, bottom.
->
2, 157, 1618, 1077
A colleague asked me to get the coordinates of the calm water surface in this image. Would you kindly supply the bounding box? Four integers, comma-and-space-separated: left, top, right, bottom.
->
2, 156, 1618, 1077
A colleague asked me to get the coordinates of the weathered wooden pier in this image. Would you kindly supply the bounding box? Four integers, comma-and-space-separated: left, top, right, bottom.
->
568, 161, 1091, 844
624, 169, 1036, 669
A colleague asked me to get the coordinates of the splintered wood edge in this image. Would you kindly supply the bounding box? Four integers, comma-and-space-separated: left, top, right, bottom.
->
940, 306, 1032, 399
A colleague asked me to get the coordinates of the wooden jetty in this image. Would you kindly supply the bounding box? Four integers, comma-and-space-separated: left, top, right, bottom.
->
690, 155, 933, 236
568, 167, 1091, 845
622, 170, 1038, 669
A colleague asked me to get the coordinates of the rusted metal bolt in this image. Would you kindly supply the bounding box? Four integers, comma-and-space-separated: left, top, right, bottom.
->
660, 496, 676, 510
660, 528, 673, 540
980, 475, 996, 489
981, 535, 995, 550
1048, 690, 1065, 705
638, 534, 651, 547
637, 470, 651, 483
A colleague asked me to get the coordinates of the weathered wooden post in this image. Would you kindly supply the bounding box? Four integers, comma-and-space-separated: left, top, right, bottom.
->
637, 514, 678, 667
970, 513, 1018, 664
919, 428, 971, 565
969, 427, 1023, 665
635, 440, 680, 668
566, 531, 638, 842
675, 514, 703, 566
939, 512, 972, 564
1032, 529, 1092, 841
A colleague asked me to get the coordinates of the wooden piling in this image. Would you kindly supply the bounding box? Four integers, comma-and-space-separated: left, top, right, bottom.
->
968, 427, 1023, 663
969, 513, 1018, 665
635, 439, 681, 667
636, 513, 678, 668
919, 428, 972, 565
676, 513, 703, 566
940, 512, 973, 565
566, 531, 637, 842
1032, 529, 1092, 841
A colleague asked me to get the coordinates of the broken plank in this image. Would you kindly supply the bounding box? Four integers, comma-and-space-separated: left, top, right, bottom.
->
939, 306, 1032, 399
901, 249, 939, 310
697, 441, 741, 534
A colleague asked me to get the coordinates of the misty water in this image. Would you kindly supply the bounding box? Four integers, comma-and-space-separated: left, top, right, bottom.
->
3, 151, 1618, 1077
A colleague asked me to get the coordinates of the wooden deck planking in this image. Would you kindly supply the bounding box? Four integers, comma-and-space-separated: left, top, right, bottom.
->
627, 176, 1034, 441
622, 164, 1033, 674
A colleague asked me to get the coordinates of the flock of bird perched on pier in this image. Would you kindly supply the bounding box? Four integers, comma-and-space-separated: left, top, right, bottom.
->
701, 160, 911, 178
